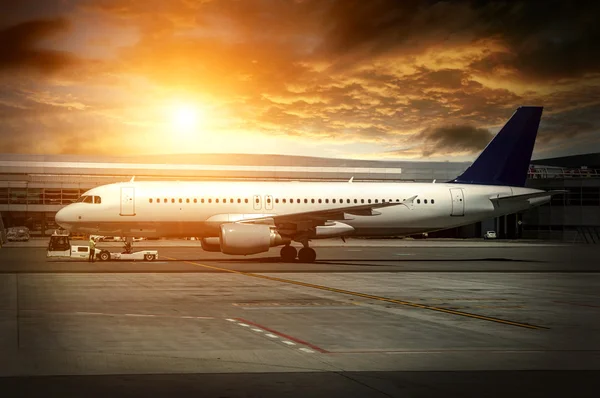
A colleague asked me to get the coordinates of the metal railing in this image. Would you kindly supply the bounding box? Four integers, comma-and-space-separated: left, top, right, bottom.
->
528, 167, 600, 179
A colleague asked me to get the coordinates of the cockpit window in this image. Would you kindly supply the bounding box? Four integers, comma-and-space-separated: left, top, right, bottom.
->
76, 195, 101, 204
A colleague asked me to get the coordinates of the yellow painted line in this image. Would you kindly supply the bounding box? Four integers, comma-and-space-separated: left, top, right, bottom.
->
168, 256, 547, 330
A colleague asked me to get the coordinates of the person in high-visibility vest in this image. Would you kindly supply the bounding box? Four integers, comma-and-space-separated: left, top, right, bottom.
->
88, 237, 96, 262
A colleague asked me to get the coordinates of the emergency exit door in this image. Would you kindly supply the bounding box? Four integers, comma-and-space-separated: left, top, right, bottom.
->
450, 188, 465, 216
265, 195, 273, 210
253, 195, 262, 210
120, 187, 135, 216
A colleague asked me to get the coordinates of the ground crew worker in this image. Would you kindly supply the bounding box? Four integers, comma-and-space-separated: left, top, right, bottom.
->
88, 237, 96, 262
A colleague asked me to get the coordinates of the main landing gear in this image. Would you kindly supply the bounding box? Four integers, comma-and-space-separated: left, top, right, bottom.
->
279, 243, 317, 263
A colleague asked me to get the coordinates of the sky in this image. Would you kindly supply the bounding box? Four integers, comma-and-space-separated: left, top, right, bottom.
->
0, 0, 599, 161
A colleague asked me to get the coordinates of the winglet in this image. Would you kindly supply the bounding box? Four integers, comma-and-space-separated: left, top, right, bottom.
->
129, 176, 135, 183
349, 176, 354, 183
401, 195, 418, 210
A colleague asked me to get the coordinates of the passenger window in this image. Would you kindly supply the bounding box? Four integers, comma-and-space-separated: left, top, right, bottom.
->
333, 199, 336, 203
318, 199, 322, 204
283, 199, 287, 203
354, 199, 357, 203
171, 199, 175, 203
255, 198, 259, 204
375, 199, 378, 203
216, 199, 220, 203
223, 198, 226, 203
267, 198, 271, 204
186, 199, 190, 203
304, 199, 308, 203
244, 198, 248, 203
311, 199, 315, 203
230, 198, 234, 203
201, 199, 205, 203
194, 199, 197, 203
431, 199, 435, 204
297, 199, 300, 203
208, 199, 212, 203
325, 199, 329, 203
164, 198, 167, 203
347, 199, 350, 203
238, 199, 241, 203
275, 199, 279, 204
361, 199, 364, 203
417, 199, 421, 204
149, 198, 153, 203
424, 199, 428, 204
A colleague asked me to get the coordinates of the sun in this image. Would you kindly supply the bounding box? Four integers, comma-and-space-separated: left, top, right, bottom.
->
172, 104, 201, 130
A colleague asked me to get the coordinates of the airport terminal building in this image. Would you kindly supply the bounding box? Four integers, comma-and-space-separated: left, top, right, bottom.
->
0, 152, 599, 242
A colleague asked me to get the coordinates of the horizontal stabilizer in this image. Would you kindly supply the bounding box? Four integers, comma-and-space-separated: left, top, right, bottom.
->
490, 190, 567, 202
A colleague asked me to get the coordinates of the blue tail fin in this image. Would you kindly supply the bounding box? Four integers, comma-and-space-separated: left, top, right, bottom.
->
450, 106, 543, 187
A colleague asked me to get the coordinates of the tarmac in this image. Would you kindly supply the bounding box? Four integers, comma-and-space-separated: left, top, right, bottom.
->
1, 239, 599, 397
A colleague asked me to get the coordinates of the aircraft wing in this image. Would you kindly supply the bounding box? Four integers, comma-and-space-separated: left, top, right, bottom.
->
490, 190, 567, 203
238, 195, 418, 226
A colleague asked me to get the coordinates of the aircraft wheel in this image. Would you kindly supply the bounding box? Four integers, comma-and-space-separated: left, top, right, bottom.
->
280, 246, 297, 262
298, 247, 316, 263
144, 254, 155, 261
99, 251, 111, 261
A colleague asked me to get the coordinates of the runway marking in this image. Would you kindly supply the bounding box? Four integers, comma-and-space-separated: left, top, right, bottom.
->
251, 328, 263, 332
177, 259, 548, 330
235, 317, 328, 353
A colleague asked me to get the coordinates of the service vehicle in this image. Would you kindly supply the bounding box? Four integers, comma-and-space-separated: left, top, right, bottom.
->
7, 226, 30, 242
46, 232, 158, 261
483, 230, 497, 240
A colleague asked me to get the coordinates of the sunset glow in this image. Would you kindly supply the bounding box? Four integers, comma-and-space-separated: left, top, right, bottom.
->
0, 1, 598, 160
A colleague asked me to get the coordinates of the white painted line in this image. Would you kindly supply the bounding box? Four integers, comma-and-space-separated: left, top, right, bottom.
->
299, 348, 315, 353
226, 318, 236, 322
394, 253, 415, 256
282, 340, 296, 346
238, 323, 250, 327
180, 316, 194, 319
265, 333, 278, 338
251, 328, 263, 332
124, 313, 155, 317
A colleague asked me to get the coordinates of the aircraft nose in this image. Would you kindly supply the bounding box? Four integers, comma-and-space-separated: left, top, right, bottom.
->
55, 206, 74, 229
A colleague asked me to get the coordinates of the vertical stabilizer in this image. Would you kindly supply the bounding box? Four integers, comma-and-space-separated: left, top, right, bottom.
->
450, 106, 543, 187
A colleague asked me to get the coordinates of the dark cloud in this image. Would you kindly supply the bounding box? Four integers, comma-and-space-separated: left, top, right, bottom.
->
417, 124, 493, 157
0, 18, 79, 74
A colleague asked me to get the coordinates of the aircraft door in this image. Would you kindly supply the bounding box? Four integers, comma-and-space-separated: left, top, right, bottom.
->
120, 187, 136, 216
450, 188, 465, 216
253, 195, 262, 210
265, 195, 273, 210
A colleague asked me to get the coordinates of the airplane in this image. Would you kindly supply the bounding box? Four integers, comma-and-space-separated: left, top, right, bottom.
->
55, 106, 564, 262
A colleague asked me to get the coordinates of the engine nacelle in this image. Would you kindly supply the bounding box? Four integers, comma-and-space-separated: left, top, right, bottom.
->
220, 223, 289, 255
201, 237, 222, 252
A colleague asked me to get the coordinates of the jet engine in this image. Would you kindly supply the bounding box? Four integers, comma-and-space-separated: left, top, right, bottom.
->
219, 223, 289, 255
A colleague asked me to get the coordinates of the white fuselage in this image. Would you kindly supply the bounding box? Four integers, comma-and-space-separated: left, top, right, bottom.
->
55, 181, 548, 238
